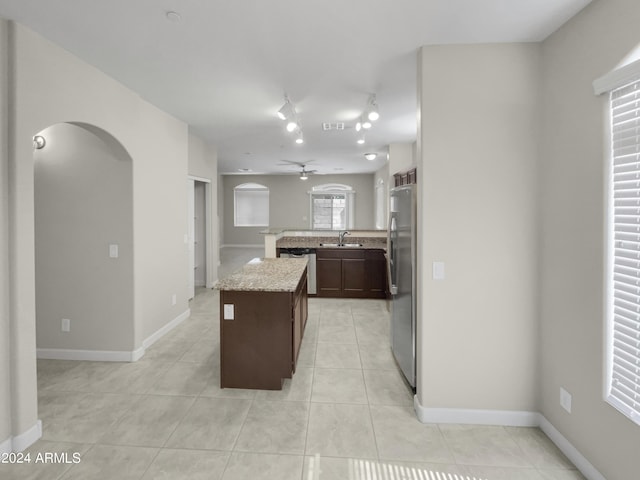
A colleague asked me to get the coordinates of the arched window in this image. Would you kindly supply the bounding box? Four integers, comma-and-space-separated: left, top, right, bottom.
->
234, 183, 269, 227
309, 183, 354, 230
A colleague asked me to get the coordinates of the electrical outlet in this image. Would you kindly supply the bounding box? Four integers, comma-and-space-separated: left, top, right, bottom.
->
560, 387, 572, 413
61, 318, 71, 332
171, 294, 177, 306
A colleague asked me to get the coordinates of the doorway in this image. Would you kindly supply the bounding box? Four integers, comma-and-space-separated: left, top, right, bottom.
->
187, 176, 213, 299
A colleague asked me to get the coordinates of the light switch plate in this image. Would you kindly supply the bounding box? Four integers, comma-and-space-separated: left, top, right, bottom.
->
560, 387, 572, 413
109, 244, 119, 258
433, 261, 445, 280
223, 304, 234, 320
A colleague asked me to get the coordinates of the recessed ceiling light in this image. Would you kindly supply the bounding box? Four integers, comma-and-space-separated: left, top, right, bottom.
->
166, 11, 182, 22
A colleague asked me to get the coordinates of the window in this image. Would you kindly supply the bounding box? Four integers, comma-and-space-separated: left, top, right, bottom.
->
310, 184, 354, 230
234, 183, 269, 227
603, 69, 640, 425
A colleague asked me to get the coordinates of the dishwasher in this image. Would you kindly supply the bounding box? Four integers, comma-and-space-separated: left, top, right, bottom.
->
278, 247, 317, 295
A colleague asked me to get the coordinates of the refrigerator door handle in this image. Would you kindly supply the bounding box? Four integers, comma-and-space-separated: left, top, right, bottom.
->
388, 213, 398, 295
384, 253, 398, 295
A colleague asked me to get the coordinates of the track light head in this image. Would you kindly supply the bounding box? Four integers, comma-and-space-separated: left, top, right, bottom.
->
366, 94, 380, 122
286, 120, 298, 132
277, 97, 296, 122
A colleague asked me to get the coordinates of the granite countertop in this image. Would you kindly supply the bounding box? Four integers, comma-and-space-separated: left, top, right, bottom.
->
276, 236, 387, 250
215, 257, 308, 292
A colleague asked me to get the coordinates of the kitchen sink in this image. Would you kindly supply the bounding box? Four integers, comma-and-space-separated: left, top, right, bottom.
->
319, 242, 363, 248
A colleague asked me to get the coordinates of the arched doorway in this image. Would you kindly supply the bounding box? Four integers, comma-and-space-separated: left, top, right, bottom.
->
33, 122, 135, 358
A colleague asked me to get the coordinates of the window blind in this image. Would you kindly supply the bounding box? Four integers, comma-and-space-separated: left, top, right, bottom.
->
234, 185, 269, 227
609, 78, 640, 425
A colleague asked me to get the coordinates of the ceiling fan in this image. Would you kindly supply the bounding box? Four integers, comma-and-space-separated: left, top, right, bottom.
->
277, 160, 318, 180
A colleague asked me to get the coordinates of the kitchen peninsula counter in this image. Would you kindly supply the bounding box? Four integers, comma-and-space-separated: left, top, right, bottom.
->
276, 236, 387, 250
215, 257, 308, 390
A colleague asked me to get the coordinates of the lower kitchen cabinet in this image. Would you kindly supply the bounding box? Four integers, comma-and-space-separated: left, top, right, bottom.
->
317, 248, 387, 298
219, 266, 308, 390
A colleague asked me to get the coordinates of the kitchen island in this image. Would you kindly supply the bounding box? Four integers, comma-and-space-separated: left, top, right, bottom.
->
215, 257, 308, 390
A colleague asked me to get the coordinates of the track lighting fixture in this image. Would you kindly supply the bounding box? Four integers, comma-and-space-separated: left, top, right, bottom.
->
357, 132, 365, 145
366, 94, 380, 121
277, 96, 304, 143
286, 120, 298, 132
277, 97, 295, 121
277, 97, 299, 132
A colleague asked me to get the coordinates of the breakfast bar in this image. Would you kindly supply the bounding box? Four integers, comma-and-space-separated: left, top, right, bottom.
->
215, 257, 308, 390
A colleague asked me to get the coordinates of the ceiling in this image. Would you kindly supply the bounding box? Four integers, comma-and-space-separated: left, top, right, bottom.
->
0, 0, 592, 176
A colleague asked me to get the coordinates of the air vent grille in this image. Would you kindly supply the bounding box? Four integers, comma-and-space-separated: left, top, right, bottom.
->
322, 122, 345, 131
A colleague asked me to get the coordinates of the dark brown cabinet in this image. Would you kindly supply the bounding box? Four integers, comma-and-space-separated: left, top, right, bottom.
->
394, 167, 417, 187
220, 267, 308, 390
317, 248, 387, 298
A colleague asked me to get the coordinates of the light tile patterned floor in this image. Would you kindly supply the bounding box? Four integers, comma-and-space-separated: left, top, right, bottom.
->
1, 248, 585, 480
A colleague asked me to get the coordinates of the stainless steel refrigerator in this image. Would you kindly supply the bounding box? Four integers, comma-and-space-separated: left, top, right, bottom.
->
387, 184, 416, 389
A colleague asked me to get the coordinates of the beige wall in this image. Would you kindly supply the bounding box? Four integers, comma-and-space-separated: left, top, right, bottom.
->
34, 123, 134, 352
0, 17, 13, 451
2, 20, 200, 448
539, 0, 640, 478
222, 173, 377, 246
374, 162, 390, 230
188, 130, 219, 285
389, 142, 415, 177
417, 44, 540, 411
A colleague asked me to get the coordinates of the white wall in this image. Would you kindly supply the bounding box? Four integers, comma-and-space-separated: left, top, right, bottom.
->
417, 44, 540, 412
539, 0, 640, 478
222, 173, 377, 246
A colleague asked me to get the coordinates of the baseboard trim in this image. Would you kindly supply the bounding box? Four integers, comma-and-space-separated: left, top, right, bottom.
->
37, 348, 137, 362
141, 309, 190, 351
220, 244, 263, 249
36, 309, 191, 362
0, 436, 11, 454
413, 395, 605, 480
538, 415, 606, 480
413, 395, 539, 426
0, 420, 42, 453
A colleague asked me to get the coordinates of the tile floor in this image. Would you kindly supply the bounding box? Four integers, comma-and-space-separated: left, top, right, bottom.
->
2, 248, 585, 480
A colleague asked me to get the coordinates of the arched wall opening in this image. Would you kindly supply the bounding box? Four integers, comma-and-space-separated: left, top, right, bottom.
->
33, 122, 135, 356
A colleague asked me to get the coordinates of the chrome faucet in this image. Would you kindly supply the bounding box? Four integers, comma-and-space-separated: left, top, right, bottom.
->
338, 231, 351, 246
